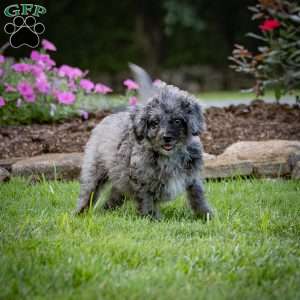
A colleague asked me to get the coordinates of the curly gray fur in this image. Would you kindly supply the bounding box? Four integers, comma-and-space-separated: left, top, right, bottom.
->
75, 66, 213, 220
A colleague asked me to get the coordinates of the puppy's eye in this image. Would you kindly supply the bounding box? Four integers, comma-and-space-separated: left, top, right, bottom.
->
174, 119, 182, 125
150, 121, 158, 129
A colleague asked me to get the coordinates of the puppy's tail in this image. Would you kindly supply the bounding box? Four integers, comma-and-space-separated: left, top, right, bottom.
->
129, 63, 154, 103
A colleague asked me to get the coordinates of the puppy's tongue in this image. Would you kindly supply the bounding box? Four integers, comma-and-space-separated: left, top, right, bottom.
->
163, 144, 173, 151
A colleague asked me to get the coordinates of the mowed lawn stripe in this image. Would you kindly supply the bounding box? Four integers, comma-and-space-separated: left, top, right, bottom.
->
0, 178, 299, 300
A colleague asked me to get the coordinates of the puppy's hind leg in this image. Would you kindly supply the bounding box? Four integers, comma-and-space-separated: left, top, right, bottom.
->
75, 160, 108, 214
136, 196, 161, 220
102, 187, 125, 210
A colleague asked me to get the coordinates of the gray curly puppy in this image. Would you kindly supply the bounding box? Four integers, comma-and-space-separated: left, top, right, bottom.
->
75, 65, 213, 220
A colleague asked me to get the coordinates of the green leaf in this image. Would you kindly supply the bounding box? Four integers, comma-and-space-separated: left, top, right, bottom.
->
247, 33, 267, 42
274, 85, 282, 102
248, 6, 259, 13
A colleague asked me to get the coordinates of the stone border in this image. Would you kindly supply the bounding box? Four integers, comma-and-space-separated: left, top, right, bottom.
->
1, 140, 299, 182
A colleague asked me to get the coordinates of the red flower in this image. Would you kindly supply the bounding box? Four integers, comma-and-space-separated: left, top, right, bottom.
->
259, 19, 281, 32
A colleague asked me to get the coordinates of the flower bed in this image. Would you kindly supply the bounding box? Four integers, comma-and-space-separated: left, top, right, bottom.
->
0, 40, 140, 125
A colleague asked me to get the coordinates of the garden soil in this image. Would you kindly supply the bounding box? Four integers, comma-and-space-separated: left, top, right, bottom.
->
1, 100, 300, 159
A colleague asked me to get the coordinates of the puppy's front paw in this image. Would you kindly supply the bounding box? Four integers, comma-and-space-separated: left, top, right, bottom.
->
73, 205, 88, 216
139, 209, 161, 221
195, 206, 214, 221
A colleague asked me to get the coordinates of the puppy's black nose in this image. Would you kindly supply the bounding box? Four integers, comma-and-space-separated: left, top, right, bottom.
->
163, 136, 172, 143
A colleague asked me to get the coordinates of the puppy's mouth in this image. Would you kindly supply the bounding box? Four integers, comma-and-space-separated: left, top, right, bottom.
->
162, 144, 174, 151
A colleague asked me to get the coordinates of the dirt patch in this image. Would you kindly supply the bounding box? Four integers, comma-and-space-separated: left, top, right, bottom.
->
202, 100, 300, 155
0, 111, 110, 159
0, 101, 299, 159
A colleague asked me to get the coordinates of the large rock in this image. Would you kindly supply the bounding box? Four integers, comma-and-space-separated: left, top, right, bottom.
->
203, 140, 300, 178
8, 140, 300, 181
12, 153, 83, 180
203, 152, 216, 161
10, 152, 215, 181
0, 157, 23, 172
203, 159, 252, 179
288, 151, 300, 169
219, 140, 300, 177
292, 162, 300, 179
0, 167, 10, 182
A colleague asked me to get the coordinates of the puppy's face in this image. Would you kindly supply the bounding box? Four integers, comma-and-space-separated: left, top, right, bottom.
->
132, 85, 204, 156
145, 100, 188, 155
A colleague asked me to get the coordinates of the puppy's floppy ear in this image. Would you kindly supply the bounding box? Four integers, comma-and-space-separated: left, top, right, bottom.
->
130, 105, 148, 142
182, 99, 205, 136
129, 63, 154, 102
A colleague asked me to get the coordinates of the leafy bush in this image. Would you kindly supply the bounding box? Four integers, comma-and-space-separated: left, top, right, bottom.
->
0, 40, 114, 124
229, 0, 300, 101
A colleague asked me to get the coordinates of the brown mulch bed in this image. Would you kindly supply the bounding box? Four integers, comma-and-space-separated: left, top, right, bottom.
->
202, 100, 300, 154
0, 100, 300, 159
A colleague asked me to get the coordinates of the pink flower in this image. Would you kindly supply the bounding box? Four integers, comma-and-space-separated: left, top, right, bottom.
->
123, 79, 139, 90
0, 68, 3, 77
70, 68, 83, 79
58, 65, 83, 80
259, 19, 281, 32
129, 96, 138, 106
56, 91, 76, 105
80, 79, 94, 92
41, 39, 57, 51
12, 63, 32, 73
94, 83, 112, 94
35, 73, 50, 94
68, 80, 77, 91
4, 83, 16, 92
58, 65, 71, 77
30, 50, 55, 69
17, 81, 36, 102
38, 54, 55, 69
24, 93, 36, 102
30, 65, 43, 76
31, 50, 40, 61
17, 81, 33, 95
0, 97, 5, 107
0, 55, 5, 64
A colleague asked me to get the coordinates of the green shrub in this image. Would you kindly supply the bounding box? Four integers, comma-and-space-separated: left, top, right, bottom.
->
230, 0, 300, 101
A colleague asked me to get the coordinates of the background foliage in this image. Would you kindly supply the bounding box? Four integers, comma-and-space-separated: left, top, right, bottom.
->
0, 0, 258, 76
230, 0, 300, 101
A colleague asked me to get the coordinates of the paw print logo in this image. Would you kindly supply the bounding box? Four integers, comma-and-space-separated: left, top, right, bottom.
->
4, 16, 45, 48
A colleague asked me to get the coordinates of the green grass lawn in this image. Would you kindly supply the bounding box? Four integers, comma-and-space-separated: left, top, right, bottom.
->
199, 90, 298, 101
199, 90, 258, 100
0, 178, 299, 300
